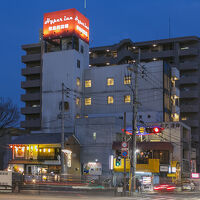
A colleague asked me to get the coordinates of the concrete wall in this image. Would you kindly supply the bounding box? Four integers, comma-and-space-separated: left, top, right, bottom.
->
83, 61, 164, 126
75, 117, 123, 175
42, 39, 89, 133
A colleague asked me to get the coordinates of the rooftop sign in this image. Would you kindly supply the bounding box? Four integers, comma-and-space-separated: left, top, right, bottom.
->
43, 8, 89, 43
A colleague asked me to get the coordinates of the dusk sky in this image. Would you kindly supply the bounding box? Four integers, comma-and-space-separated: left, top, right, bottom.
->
1, 0, 200, 111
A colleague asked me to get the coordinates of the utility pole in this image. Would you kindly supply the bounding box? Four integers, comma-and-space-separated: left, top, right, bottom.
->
61, 83, 65, 174
128, 50, 139, 195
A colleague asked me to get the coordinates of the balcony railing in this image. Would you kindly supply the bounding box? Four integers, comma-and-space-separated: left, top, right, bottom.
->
21, 93, 40, 101
21, 53, 41, 63
180, 104, 199, 113
20, 119, 41, 128
21, 107, 41, 114
21, 80, 41, 88
21, 66, 41, 76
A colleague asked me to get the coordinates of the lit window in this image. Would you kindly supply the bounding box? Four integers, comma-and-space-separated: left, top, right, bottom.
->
107, 96, 114, 104
85, 80, 91, 88
93, 132, 96, 141
76, 77, 81, 86
107, 78, 114, 86
124, 95, 131, 103
76, 97, 80, 105
124, 76, 131, 85
181, 117, 187, 121
76, 114, 80, 118
85, 98, 91, 106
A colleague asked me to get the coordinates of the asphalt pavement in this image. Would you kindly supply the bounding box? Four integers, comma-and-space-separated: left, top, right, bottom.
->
1, 190, 200, 200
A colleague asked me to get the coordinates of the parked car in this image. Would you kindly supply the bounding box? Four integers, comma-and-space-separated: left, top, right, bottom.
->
182, 181, 195, 191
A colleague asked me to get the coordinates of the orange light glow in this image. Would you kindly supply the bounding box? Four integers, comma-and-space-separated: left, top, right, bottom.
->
43, 8, 89, 43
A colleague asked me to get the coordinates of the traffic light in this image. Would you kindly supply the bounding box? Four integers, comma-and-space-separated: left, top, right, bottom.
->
116, 157, 121, 166
146, 126, 163, 134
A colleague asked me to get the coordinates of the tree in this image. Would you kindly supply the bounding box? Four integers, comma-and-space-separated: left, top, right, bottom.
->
0, 98, 20, 135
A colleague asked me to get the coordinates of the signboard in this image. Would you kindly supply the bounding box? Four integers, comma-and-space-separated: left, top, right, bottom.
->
0, 171, 12, 192
160, 165, 169, 172
43, 8, 89, 43
83, 162, 102, 175
121, 151, 128, 158
191, 173, 200, 179
121, 142, 128, 148
142, 177, 151, 185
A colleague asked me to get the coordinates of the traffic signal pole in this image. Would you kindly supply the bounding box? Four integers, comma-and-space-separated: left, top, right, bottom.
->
123, 112, 126, 196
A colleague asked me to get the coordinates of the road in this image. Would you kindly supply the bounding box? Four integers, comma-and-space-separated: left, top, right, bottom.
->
1, 191, 200, 200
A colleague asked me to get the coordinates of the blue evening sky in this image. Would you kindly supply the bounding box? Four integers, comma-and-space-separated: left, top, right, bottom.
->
1, 0, 200, 110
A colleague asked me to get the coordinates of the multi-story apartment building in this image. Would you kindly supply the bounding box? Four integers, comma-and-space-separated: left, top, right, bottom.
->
20, 8, 193, 177
90, 36, 200, 170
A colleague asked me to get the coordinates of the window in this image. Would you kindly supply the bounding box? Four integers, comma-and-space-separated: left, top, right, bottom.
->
76, 97, 80, 106
181, 117, 187, 121
77, 60, 80, 68
59, 101, 69, 111
80, 45, 84, 53
107, 78, 114, 86
85, 80, 91, 88
107, 96, 114, 104
76, 114, 80, 118
85, 98, 91, 106
93, 132, 96, 141
76, 77, 81, 86
124, 95, 131, 103
124, 76, 131, 85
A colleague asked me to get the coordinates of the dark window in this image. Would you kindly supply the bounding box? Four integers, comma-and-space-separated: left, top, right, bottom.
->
81, 45, 84, 54
59, 102, 69, 111
153, 150, 169, 164
77, 60, 80, 68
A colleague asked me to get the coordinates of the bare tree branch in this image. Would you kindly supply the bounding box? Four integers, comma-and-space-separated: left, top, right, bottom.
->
0, 97, 20, 136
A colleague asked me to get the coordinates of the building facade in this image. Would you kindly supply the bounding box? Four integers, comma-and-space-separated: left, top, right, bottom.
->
90, 36, 200, 170
20, 8, 194, 178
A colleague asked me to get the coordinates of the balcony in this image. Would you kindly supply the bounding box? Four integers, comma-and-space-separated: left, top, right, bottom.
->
21, 107, 41, 115
171, 67, 180, 80
21, 93, 40, 102
179, 76, 199, 85
180, 90, 198, 99
171, 87, 180, 97
185, 120, 199, 128
179, 48, 198, 56
21, 53, 41, 63
140, 50, 175, 60
179, 62, 198, 71
21, 80, 40, 89
21, 66, 41, 76
21, 119, 41, 128
90, 56, 115, 66
180, 104, 199, 113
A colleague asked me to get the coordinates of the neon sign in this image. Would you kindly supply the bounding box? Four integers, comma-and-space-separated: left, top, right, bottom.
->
43, 8, 89, 43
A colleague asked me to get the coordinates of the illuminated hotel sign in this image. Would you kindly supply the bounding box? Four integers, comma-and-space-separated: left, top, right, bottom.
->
43, 8, 89, 43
